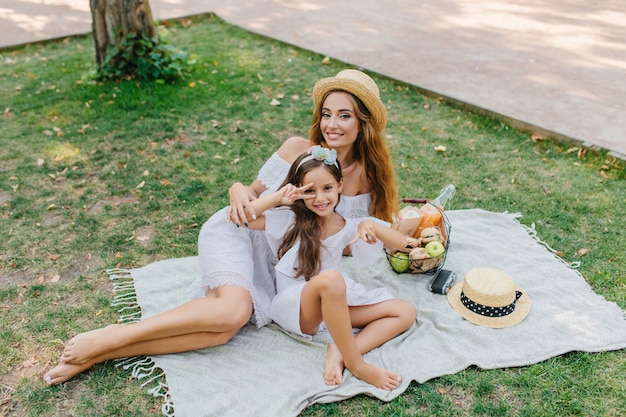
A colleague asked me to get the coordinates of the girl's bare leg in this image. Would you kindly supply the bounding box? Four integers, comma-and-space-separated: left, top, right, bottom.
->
299, 271, 404, 391
60, 285, 252, 365
322, 299, 416, 386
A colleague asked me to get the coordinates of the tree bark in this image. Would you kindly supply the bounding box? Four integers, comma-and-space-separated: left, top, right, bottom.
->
90, 0, 158, 67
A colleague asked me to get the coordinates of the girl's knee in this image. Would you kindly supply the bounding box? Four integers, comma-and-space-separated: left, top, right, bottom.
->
314, 270, 346, 296
389, 299, 417, 327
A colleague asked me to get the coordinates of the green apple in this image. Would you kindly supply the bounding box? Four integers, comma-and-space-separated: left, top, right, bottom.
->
425, 241, 445, 257
389, 251, 410, 273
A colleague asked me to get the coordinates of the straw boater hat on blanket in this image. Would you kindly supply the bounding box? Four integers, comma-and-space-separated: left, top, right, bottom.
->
447, 267, 531, 329
312, 69, 387, 131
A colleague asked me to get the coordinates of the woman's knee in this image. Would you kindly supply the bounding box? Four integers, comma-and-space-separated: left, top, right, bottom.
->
197, 327, 239, 348
199, 287, 253, 329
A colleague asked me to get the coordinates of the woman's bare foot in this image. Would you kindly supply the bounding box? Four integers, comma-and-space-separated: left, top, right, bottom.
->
61, 324, 122, 364
324, 343, 345, 385
43, 360, 95, 385
348, 360, 402, 391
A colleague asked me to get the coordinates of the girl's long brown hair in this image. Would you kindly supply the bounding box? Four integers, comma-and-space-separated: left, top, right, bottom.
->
277, 153, 342, 280
308, 91, 399, 222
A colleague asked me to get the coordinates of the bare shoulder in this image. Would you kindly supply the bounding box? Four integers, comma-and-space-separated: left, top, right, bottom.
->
277, 136, 310, 164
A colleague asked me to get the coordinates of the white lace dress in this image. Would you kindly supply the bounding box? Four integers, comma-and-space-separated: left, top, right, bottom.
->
191, 152, 373, 327
265, 207, 392, 339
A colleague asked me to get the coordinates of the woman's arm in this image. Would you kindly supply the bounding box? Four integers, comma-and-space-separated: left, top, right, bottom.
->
229, 136, 310, 227
228, 180, 267, 226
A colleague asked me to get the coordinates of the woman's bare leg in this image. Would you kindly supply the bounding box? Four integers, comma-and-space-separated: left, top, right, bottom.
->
60, 285, 252, 365
44, 328, 240, 385
299, 271, 403, 391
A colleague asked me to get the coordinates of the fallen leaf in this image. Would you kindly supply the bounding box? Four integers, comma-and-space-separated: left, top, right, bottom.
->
48, 254, 61, 260
50, 274, 61, 283
38, 275, 45, 283
270, 98, 281, 106
37, 158, 45, 166
322, 56, 331, 65
437, 386, 447, 394
434, 145, 446, 152
531, 134, 543, 142
136, 180, 145, 189
577, 248, 589, 256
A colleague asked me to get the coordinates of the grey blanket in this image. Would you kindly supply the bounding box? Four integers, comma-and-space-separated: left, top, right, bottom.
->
110, 209, 626, 417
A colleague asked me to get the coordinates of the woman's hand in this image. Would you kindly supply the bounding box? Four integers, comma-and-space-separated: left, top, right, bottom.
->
228, 182, 259, 227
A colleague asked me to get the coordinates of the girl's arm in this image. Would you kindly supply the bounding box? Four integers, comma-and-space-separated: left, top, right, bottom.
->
351, 219, 415, 252
246, 183, 314, 230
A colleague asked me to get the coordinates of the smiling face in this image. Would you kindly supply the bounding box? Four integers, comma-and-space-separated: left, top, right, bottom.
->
320, 91, 360, 150
300, 165, 343, 218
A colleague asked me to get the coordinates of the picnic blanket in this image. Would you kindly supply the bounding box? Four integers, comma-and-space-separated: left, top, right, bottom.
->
109, 209, 626, 417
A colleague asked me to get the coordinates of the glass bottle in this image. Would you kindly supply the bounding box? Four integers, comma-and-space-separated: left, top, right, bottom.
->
412, 184, 455, 238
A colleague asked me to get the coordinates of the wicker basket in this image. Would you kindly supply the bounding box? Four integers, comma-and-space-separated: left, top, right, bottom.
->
386, 205, 451, 275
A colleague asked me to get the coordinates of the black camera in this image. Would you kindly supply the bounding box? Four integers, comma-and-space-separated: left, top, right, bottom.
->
428, 269, 456, 294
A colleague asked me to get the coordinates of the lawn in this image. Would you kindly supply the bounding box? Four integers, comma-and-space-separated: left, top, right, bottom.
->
0, 13, 624, 417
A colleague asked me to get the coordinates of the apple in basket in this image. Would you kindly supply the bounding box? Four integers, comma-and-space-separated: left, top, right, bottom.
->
425, 241, 445, 258
390, 252, 410, 273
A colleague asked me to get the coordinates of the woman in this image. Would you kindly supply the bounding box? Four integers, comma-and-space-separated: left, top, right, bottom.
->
44, 69, 399, 385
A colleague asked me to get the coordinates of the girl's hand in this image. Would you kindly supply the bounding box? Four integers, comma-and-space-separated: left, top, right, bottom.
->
280, 183, 314, 205
229, 182, 258, 227
350, 220, 378, 245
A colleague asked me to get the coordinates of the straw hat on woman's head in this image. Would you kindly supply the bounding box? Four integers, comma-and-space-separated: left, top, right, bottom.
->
312, 69, 387, 131
447, 267, 531, 329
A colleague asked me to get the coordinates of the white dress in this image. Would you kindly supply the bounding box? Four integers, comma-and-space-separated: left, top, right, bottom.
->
265, 207, 392, 339
191, 152, 373, 327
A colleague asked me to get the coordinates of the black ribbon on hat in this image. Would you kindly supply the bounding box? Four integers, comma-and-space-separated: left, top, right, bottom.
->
460, 290, 523, 317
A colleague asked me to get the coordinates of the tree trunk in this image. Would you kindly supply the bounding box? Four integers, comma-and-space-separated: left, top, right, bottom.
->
90, 0, 158, 67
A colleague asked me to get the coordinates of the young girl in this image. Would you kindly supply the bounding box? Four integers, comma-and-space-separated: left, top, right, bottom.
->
245, 146, 416, 390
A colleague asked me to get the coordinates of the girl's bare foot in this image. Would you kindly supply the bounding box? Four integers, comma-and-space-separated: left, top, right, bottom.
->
43, 360, 95, 385
324, 343, 345, 385
348, 361, 402, 391
61, 324, 122, 364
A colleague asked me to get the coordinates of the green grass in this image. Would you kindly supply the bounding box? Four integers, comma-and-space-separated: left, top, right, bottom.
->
1, 13, 624, 417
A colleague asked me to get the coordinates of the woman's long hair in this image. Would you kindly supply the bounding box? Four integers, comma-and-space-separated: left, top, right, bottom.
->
308, 91, 398, 222
277, 153, 342, 280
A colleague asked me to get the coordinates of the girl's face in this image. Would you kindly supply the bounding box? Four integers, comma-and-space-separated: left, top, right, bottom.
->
320, 92, 360, 149
300, 166, 343, 218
